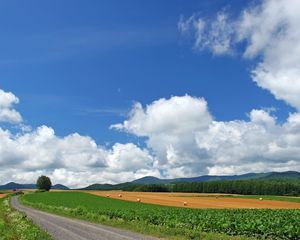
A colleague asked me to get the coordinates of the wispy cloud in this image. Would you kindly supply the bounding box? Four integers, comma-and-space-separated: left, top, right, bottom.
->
178, 0, 300, 111
77, 107, 129, 117
0, 25, 175, 65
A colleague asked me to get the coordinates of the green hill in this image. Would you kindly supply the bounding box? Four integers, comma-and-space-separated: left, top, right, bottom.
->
81, 171, 300, 190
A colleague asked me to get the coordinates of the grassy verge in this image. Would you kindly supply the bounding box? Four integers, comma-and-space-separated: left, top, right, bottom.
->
20, 192, 300, 240
0, 196, 52, 240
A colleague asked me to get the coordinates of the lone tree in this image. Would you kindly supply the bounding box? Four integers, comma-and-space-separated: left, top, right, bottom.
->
36, 175, 52, 191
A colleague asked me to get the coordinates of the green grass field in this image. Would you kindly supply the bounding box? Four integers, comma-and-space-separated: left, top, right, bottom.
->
21, 192, 300, 240
0, 196, 52, 240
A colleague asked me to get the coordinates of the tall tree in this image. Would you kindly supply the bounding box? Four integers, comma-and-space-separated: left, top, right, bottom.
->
36, 175, 52, 191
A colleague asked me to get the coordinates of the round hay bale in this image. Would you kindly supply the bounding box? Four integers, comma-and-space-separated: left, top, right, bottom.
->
183, 201, 187, 206
259, 197, 263, 201
137, 198, 141, 202
118, 194, 122, 198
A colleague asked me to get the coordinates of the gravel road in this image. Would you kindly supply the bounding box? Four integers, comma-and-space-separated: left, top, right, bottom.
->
11, 196, 158, 240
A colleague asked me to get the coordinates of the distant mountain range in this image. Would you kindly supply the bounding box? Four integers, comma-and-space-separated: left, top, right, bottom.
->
1, 171, 299, 191
0, 182, 69, 190
134, 171, 300, 184
82, 171, 300, 190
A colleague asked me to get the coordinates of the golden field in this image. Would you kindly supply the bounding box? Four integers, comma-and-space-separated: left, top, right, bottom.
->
81, 191, 300, 209
0, 194, 6, 198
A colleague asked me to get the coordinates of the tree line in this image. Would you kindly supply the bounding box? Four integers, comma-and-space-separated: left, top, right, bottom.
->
130, 179, 300, 196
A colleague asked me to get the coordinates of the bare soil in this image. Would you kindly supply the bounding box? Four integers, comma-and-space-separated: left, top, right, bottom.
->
0, 193, 6, 198
82, 191, 300, 209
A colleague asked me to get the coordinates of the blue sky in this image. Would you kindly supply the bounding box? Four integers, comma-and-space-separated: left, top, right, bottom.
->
0, 0, 294, 144
1, 0, 300, 186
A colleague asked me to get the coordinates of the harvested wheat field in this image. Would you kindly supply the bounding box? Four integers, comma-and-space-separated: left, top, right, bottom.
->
82, 191, 300, 209
0, 194, 6, 198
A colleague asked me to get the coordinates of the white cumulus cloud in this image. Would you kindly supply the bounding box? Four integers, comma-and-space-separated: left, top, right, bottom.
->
112, 95, 213, 177
114, 96, 300, 178
0, 89, 157, 188
0, 124, 157, 187
1, 86, 300, 187
179, 0, 300, 111
0, 88, 22, 123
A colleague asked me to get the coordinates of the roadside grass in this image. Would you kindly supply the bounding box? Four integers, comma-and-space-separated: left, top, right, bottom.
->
0, 196, 52, 240
21, 192, 300, 240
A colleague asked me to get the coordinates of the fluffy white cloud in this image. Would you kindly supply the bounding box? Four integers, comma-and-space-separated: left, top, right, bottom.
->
0, 90, 157, 188
106, 143, 155, 172
112, 95, 213, 177
112, 95, 212, 135
114, 96, 300, 178
1, 87, 300, 187
179, 0, 300, 111
200, 111, 300, 175
0, 124, 157, 187
0, 88, 22, 123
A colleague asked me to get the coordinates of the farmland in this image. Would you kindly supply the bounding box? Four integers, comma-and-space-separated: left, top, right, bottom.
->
218, 195, 300, 203
0, 193, 6, 198
21, 191, 300, 239
82, 191, 300, 209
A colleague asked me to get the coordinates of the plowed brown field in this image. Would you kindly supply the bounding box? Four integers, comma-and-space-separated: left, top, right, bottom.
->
0, 194, 6, 198
82, 191, 300, 209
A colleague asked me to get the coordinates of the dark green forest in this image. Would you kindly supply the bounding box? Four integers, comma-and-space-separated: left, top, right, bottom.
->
133, 179, 300, 196
82, 171, 300, 196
